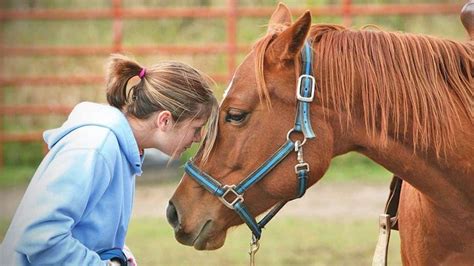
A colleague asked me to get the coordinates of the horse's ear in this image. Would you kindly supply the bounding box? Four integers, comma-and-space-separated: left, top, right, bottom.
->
267, 3, 292, 33
267, 11, 312, 63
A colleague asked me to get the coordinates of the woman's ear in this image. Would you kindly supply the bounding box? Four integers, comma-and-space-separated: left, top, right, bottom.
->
155, 110, 173, 131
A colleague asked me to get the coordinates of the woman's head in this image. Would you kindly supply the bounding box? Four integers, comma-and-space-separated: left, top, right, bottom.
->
105, 54, 218, 158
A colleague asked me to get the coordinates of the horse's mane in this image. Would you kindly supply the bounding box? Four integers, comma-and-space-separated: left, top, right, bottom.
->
254, 24, 473, 157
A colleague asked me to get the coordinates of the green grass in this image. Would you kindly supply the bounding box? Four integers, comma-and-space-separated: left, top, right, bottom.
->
0, 219, 9, 238
352, 15, 466, 42
1, 142, 44, 166
112, 217, 402, 265
324, 152, 392, 183
0, 166, 37, 188
0, 150, 391, 187
2, 21, 113, 46
0, 217, 401, 265
0, 0, 459, 187
125, 19, 226, 45
185, 145, 391, 184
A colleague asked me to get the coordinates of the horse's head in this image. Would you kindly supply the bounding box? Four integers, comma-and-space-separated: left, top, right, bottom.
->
167, 4, 339, 250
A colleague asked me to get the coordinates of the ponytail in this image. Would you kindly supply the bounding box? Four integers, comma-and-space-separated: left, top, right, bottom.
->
105, 54, 143, 109
104, 54, 219, 149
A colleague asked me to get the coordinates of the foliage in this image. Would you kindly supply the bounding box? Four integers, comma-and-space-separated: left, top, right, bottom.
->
0, 0, 466, 185
0, 166, 37, 188
1, 142, 43, 166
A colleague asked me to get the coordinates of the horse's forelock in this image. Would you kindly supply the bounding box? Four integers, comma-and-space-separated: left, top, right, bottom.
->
253, 33, 277, 110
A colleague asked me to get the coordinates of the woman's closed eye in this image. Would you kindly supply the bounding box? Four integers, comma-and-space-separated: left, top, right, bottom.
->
194, 127, 203, 137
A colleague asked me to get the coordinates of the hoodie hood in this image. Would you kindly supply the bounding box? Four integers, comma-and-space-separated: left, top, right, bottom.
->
43, 102, 142, 174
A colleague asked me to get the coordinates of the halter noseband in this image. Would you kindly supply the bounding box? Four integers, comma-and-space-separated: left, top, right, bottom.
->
185, 42, 316, 241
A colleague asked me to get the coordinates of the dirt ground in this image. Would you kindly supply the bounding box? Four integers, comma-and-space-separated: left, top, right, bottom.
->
0, 177, 391, 222
131, 181, 390, 219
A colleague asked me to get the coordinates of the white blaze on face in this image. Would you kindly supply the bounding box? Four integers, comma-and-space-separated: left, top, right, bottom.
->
222, 74, 235, 100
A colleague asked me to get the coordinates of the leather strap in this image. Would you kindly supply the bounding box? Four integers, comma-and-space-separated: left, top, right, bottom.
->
183, 42, 316, 241
295, 42, 316, 139
385, 175, 403, 230
185, 140, 296, 239
372, 214, 391, 266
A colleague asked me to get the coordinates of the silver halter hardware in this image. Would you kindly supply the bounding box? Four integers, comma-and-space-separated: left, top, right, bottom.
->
219, 185, 244, 209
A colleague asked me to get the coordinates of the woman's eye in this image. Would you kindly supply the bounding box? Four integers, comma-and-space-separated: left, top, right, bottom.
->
225, 111, 247, 123
194, 127, 202, 135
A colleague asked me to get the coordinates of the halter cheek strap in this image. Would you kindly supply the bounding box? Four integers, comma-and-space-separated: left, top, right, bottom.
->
184, 41, 316, 240
185, 140, 295, 239
185, 142, 294, 239
295, 42, 316, 139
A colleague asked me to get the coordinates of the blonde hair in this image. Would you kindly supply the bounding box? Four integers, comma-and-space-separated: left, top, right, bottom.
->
105, 54, 219, 159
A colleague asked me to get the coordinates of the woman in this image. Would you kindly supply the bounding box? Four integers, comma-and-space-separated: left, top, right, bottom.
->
0, 54, 218, 265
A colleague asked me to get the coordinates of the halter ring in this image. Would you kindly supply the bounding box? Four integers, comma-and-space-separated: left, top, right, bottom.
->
286, 129, 307, 147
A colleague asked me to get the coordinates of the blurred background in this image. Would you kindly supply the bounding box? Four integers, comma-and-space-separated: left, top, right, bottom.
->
0, 0, 469, 265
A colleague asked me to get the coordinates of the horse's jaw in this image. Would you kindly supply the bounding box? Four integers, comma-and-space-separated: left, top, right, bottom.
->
173, 219, 227, 250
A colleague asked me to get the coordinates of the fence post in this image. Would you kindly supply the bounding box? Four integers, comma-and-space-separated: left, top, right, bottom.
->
342, 0, 352, 27
0, 89, 3, 168
0, 25, 4, 168
112, 0, 123, 53
227, 0, 238, 81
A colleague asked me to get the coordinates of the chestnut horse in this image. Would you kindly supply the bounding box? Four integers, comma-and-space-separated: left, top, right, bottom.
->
167, 3, 473, 264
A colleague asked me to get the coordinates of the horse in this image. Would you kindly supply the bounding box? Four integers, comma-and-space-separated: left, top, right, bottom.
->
166, 3, 474, 264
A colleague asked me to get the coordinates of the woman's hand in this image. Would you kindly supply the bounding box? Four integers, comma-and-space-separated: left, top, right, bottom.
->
123, 245, 137, 266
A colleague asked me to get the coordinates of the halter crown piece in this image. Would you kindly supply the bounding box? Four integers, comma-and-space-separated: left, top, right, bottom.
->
138, 68, 146, 79
184, 41, 316, 265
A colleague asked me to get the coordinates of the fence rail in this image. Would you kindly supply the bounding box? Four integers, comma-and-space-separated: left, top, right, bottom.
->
0, 4, 462, 20
0, 0, 465, 167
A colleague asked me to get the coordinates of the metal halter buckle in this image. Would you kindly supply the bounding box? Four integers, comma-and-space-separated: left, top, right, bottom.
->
219, 185, 244, 209
296, 74, 315, 102
295, 163, 309, 173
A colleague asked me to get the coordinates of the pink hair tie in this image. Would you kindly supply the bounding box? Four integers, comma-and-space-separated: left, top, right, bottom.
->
138, 68, 146, 79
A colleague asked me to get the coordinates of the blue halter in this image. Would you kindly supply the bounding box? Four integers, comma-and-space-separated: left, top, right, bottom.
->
185, 42, 316, 240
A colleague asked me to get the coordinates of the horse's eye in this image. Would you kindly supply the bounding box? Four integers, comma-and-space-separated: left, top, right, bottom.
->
225, 110, 248, 123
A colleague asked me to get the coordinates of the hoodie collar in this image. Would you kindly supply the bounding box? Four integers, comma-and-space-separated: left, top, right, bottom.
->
43, 102, 143, 175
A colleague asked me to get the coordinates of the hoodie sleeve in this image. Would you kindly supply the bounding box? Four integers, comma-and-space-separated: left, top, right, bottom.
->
15, 148, 112, 265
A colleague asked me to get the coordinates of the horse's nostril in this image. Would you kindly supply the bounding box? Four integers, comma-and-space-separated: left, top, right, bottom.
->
166, 201, 180, 229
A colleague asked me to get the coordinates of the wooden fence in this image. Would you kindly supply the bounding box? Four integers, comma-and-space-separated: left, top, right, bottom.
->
0, 0, 465, 166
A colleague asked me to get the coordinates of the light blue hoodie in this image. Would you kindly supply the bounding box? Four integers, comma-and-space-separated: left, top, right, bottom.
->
0, 102, 143, 265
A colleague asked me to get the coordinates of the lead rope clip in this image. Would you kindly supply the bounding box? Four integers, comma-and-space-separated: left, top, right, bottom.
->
294, 140, 309, 173
295, 140, 304, 163
249, 235, 260, 266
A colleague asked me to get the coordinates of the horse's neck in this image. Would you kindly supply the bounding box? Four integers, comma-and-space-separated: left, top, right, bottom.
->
325, 109, 474, 210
